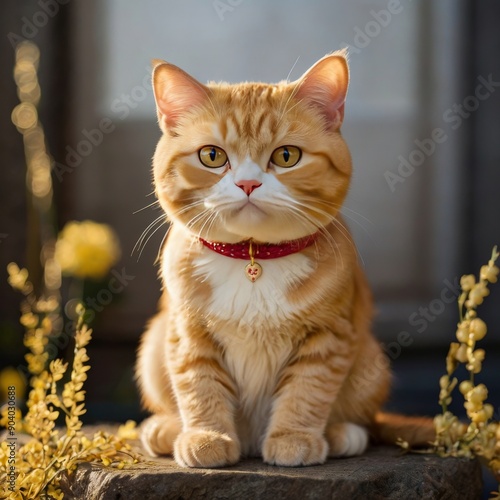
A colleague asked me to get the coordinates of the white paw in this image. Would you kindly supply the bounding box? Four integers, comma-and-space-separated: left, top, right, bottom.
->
330, 423, 368, 457
174, 429, 240, 468
263, 431, 328, 467
140, 415, 180, 457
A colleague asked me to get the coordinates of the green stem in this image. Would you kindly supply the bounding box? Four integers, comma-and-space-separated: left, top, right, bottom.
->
458, 291, 467, 323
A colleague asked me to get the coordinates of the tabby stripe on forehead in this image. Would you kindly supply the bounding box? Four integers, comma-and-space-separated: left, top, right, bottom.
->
219, 119, 228, 141
229, 114, 242, 137
253, 90, 274, 133
255, 111, 269, 135
242, 105, 254, 136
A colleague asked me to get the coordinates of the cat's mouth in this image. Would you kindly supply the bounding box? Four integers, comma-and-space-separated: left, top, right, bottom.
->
234, 200, 267, 217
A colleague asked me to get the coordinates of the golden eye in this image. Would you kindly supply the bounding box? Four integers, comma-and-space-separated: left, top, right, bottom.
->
198, 146, 228, 168
270, 146, 302, 168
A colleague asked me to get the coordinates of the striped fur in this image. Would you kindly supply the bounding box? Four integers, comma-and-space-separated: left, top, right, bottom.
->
136, 52, 431, 468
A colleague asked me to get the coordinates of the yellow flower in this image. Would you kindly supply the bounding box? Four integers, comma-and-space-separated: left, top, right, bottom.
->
455, 344, 468, 363
460, 274, 476, 291
55, 220, 120, 279
469, 318, 487, 341
0, 366, 26, 402
467, 383, 488, 404
466, 282, 490, 308
7, 262, 31, 292
455, 321, 470, 343
117, 420, 138, 440
480, 263, 499, 283
446, 343, 459, 374
459, 380, 473, 395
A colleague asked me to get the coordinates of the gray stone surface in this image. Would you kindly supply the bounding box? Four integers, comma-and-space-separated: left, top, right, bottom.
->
61, 442, 483, 500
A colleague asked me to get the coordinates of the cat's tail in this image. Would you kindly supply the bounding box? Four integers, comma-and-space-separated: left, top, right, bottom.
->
371, 412, 436, 447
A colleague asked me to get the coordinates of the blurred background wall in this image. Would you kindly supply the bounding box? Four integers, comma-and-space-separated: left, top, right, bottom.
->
1, 0, 499, 435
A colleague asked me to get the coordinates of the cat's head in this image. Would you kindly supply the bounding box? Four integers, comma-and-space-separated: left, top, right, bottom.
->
152, 51, 351, 244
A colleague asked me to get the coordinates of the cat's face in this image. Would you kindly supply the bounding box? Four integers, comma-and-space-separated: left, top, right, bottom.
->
152, 52, 351, 244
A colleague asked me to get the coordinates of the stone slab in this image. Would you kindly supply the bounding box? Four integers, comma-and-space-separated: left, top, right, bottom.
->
61, 442, 482, 500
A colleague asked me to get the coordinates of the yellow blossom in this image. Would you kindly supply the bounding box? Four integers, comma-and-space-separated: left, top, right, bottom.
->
467, 384, 488, 404
480, 262, 499, 283
55, 220, 121, 280
446, 343, 459, 374
117, 420, 139, 440
455, 321, 470, 343
466, 282, 490, 308
459, 380, 473, 395
470, 409, 488, 424
6, 262, 30, 292
1, 44, 141, 499
431, 246, 500, 482
469, 318, 487, 341
0, 366, 26, 402
460, 274, 476, 291
455, 344, 468, 363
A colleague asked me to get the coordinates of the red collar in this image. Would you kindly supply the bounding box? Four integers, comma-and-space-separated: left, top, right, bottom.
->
199, 233, 319, 260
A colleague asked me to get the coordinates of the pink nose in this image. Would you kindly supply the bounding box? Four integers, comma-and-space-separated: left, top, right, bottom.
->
236, 179, 262, 196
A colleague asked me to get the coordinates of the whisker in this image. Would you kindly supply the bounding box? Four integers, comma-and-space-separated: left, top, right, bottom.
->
262, 196, 349, 268
286, 55, 301, 82
133, 200, 161, 214
132, 214, 167, 258
296, 195, 374, 236
137, 218, 169, 261
295, 195, 372, 265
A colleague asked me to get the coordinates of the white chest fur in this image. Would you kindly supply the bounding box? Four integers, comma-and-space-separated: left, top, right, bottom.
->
192, 248, 316, 453
192, 248, 315, 328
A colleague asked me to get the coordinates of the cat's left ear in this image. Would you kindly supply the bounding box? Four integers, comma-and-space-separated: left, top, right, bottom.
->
152, 60, 209, 130
294, 50, 349, 130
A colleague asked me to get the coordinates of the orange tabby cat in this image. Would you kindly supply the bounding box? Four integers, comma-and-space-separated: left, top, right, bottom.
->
136, 51, 433, 468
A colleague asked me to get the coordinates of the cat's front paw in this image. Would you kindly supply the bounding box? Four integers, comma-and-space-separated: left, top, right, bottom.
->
174, 429, 240, 468
327, 422, 369, 457
140, 414, 181, 457
262, 431, 328, 466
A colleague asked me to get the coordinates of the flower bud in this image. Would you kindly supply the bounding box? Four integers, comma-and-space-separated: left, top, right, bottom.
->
468, 383, 488, 404
480, 263, 499, 283
473, 348, 485, 361
459, 380, 473, 395
439, 375, 449, 389
484, 404, 494, 420
466, 359, 482, 374
471, 409, 487, 424
460, 274, 476, 291
455, 344, 468, 363
465, 400, 481, 413
469, 318, 487, 341
434, 414, 444, 433
455, 321, 470, 343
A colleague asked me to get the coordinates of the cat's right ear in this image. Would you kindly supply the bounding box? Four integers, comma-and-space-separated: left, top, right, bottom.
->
152, 60, 209, 131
